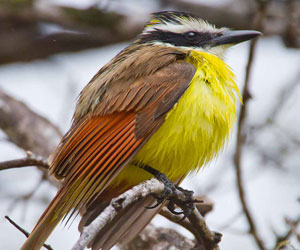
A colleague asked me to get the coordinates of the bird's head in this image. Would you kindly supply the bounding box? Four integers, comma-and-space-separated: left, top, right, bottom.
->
137, 11, 261, 58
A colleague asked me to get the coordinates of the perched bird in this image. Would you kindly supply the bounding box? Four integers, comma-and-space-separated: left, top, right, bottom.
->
21, 11, 261, 250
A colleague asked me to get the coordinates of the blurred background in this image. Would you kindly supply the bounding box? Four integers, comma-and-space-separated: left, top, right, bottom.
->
0, 0, 299, 249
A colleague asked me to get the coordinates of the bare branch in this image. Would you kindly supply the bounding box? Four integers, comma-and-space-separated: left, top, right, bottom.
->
233, 1, 267, 250
274, 216, 300, 249
0, 89, 61, 187
0, 151, 49, 171
4, 216, 53, 250
159, 206, 198, 236
72, 179, 164, 250
0, 90, 62, 157
184, 206, 221, 250
0, 2, 143, 64
120, 224, 197, 250
250, 69, 300, 131
159, 195, 213, 236
72, 178, 219, 250
162, 194, 218, 249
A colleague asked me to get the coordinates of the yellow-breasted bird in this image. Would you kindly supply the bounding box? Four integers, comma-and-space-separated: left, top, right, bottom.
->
21, 11, 261, 250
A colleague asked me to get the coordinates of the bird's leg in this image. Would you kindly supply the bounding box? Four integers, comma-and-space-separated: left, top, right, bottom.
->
171, 186, 202, 221
139, 164, 176, 209
138, 164, 203, 218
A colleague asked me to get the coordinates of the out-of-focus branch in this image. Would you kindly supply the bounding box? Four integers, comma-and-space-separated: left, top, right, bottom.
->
0, 90, 62, 157
0, 89, 61, 187
251, 69, 300, 131
234, 41, 266, 250
72, 178, 220, 250
233, 1, 267, 250
0, 2, 143, 64
0, 151, 49, 171
274, 216, 300, 249
283, 0, 300, 48
5, 216, 53, 250
120, 224, 197, 250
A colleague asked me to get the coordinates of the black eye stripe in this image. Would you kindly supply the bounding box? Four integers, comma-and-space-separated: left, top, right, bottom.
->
138, 30, 220, 47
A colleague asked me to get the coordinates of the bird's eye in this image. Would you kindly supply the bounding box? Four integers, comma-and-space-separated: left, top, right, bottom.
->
185, 31, 196, 40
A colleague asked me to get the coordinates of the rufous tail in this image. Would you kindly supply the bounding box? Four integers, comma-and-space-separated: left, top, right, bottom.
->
20, 191, 65, 250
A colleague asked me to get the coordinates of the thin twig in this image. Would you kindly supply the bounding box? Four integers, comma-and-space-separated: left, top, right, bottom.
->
4, 216, 53, 250
0, 151, 49, 171
233, 1, 267, 250
7, 175, 46, 215
251, 68, 300, 131
217, 211, 243, 231
274, 216, 300, 249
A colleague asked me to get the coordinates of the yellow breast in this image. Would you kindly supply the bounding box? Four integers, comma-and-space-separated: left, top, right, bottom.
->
110, 51, 241, 188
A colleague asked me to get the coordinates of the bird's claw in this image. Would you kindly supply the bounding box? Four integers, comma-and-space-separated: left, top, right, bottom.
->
141, 164, 203, 219
145, 193, 165, 209
166, 200, 184, 215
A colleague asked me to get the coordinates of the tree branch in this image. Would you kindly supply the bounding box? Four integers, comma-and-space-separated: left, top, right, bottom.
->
233, 1, 267, 250
0, 2, 143, 64
159, 206, 197, 236
274, 216, 300, 249
72, 179, 164, 250
0, 90, 62, 157
0, 89, 61, 186
72, 178, 220, 250
159, 196, 214, 238
119, 224, 197, 250
0, 151, 49, 171
5, 216, 53, 250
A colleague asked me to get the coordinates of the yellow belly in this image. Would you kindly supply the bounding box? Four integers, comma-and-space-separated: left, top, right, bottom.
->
109, 51, 241, 189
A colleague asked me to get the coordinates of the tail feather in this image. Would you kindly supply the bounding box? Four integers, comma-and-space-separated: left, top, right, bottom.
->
79, 195, 162, 250
20, 191, 65, 250
79, 179, 183, 250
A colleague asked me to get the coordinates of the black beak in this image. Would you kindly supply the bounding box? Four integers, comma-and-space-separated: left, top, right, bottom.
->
210, 30, 262, 47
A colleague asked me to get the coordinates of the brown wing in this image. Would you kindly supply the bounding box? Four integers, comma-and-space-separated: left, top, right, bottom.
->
49, 60, 195, 221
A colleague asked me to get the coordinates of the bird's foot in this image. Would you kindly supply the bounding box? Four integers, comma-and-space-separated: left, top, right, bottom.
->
141, 164, 203, 219
169, 185, 203, 221
144, 166, 176, 209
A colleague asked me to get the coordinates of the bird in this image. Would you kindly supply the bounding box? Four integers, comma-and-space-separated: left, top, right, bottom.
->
21, 11, 261, 250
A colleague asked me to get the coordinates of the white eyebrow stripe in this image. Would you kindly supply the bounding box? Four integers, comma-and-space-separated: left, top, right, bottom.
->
144, 19, 223, 35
